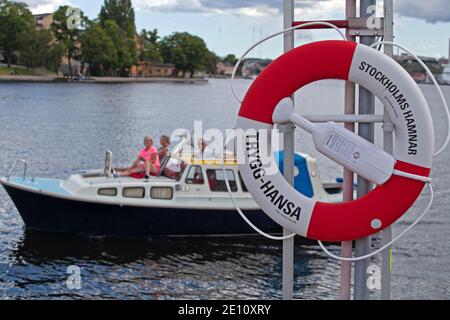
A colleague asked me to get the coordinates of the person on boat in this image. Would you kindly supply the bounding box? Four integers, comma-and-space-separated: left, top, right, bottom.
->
196, 138, 215, 160
158, 135, 171, 159
197, 138, 208, 154
157, 135, 171, 175
116, 136, 160, 179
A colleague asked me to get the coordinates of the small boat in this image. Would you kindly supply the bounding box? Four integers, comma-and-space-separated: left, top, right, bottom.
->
0, 137, 343, 237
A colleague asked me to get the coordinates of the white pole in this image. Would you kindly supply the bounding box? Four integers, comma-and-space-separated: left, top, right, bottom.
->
381, 0, 394, 300
282, 0, 295, 301
354, 0, 376, 301
340, 0, 357, 300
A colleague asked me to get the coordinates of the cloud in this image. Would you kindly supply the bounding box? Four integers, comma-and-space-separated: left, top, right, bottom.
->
132, 0, 281, 17
293, 0, 344, 20
19, 0, 342, 19
295, 29, 313, 42
140, 0, 450, 23
19, 0, 71, 14
18, 0, 450, 23
199, 0, 280, 11
395, 0, 450, 23
134, 0, 341, 18
132, 0, 203, 13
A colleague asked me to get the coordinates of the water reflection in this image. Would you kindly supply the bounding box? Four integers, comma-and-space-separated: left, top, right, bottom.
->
2, 230, 340, 299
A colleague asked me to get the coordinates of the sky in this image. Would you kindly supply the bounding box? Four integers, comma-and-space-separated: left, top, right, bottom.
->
19, 0, 450, 60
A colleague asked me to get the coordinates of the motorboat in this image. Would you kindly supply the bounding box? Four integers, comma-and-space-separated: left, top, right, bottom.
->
0, 137, 343, 237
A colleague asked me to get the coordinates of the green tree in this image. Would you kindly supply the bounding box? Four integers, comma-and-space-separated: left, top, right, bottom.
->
99, 0, 136, 37
46, 43, 65, 72
19, 29, 61, 71
205, 51, 219, 75
80, 22, 117, 76
147, 29, 159, 46
138, 29, 162, 63
99, 0, 137, 76
223, 54, 238, 65
159, 32, 210, 77
50, 5, 88, 77
222, 54, 241, 76
0, 1, 35, 67
399, 60, 443, 76
103, 19, 136, 76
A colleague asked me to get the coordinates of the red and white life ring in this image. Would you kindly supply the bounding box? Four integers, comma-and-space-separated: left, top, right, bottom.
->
236, 40, 434, 242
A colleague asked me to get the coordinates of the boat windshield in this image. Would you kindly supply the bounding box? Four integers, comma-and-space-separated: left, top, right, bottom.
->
161, 158, 187, 181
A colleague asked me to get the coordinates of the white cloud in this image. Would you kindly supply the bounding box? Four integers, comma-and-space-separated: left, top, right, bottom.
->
133, 0, 204, 13
20, 0, 450, 24
133, 0, 283, 17
395, 0, 450, 23
132, 0, 347, 18
19, 0, 71, 14
218, 5, 279, 17
293, 0, 344, 20
295, 29, 313, 42
133, 0, 450, 23
133, 0, 281, 17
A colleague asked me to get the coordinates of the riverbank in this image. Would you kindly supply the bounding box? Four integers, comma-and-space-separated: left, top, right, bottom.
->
0, 75, 209, 84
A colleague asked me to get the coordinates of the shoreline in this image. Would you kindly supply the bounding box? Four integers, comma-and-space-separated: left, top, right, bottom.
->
1, 75, 444, 85
0, 75, 209, 84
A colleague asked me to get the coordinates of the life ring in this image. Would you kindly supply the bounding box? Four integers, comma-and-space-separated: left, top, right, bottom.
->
236, 40, 434, 242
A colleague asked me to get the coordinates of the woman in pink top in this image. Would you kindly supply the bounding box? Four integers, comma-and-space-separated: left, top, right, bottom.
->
116, 136, 160, 178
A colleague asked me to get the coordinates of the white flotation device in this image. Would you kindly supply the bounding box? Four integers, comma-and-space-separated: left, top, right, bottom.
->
236, 40, 435, 242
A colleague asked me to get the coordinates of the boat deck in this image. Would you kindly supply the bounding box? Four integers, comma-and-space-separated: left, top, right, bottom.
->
1, 177, 72, 196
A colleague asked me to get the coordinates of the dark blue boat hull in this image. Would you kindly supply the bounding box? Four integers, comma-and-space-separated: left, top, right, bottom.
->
2, 184, 282, 237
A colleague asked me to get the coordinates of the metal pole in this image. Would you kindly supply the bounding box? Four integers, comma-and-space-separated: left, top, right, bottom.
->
381, 0, 394, 300
282, 0, 295, 301
340, 0, 357, 301
354, 0, 376, 301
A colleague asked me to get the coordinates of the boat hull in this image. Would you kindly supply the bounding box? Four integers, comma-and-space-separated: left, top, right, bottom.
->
2, 183, 282, 237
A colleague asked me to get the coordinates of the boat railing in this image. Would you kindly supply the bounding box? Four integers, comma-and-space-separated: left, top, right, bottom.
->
104, 150, 113, 177
6, 159, 31, 182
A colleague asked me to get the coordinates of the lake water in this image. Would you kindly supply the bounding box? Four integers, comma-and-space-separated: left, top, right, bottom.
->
0, 79, 449, 299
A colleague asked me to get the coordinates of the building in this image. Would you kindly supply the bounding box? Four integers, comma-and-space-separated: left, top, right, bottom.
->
395, 53, 443, 82
34, 13, 83, 76
242, 58, 272, 78
33, 13, 89, 76
216, 61, 234, 76
395, 54, 439, 64
150, 62, 175, 77
30, 12, 180, 79
438, 57, 448, 65
132, 62, 175, 78
33, 13, 53, 30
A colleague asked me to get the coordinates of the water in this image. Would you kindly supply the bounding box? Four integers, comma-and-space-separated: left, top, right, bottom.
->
0, 79, 449, 299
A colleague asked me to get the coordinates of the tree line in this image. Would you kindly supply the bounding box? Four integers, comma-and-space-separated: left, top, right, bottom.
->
0, 0, 238, 77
